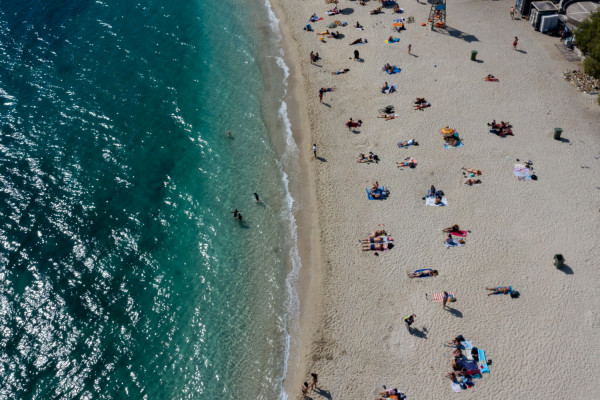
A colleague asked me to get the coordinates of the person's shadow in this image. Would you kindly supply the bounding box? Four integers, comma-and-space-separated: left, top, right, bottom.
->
516, 49, 527, 54
317, 156, 327, 162
558, 263, 574, 275
407, 325, 428, 338
313, 388, 332, 399
322, 102, 331, 108
445, 307, 463, 318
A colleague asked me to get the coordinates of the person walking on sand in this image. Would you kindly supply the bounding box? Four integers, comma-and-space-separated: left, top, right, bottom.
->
319, 88, 324, 103
312, 144, 317, 159
404, 313, 416, 327
442, 291, 449, 309
310, 51, 314, 64
354, 49, 359, 61
510, 6, 515, 19
513, 36, 518, 50
309, 373, 319, 391
301, 382, 309, 397
408, 44, 411, 54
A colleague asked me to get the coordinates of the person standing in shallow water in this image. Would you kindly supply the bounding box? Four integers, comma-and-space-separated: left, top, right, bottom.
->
253, 192, 260, 202
237, 213, 242, 222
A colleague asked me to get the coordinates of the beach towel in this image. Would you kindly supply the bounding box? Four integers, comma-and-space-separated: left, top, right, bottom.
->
513, 164, 532, 180
445, 239, 465, 248
443, 140, 464, 149
457, 359, 479, 375
412, 268, 435, 278
385, 38, 400, 43
310, 17, 323, 22
451, 382, 461, 392
450, 230, 468, 237
459, 340, 473, 350
398, 140, 416, 148
334, 20, 347, 26
367, 187, 387, 200
383, 84, 397, 94
432, 292, 454, 303
425, 197, 447, 206
384, 66, 401, 75
478, 349, 490, 373
393, 18, 405, 22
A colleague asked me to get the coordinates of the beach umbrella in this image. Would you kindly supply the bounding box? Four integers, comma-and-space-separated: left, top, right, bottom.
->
441, 127, 454, 135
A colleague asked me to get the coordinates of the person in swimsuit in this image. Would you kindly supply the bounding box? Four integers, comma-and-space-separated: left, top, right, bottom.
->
443, 225, 461, 233
362, 236, 392, 243
362, 243, 392, 251
398, 139, 417, 147
442, 291, 449, 309
370, 229, 387, 238
486, 286, 512, 295
396, 158, 416, 167
407, 269, 438, 278
464, 178, 481, 185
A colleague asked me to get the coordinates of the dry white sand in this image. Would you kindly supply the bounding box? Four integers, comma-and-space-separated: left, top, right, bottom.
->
272, 0, 600, 398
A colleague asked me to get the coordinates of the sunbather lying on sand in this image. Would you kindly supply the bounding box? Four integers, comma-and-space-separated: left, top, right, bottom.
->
461, 167, 481, 175
484, 74, 499, 82
361, 235, 393, 243
376, 387, 399, 399
394, 4, 401, 13
377, 113, 397, 120
443, 225, 461, 233
350, 38, 366, 45
396, 158, 416, 167
320, 87, 336, 92
464, 178, 481, 185
332, 68, 350, 75
398, 139, 418, 147
371, 6, 383, 14
358, 152, 379, 163
317, 30, 330, 36
370, 229, 387, 238
407, 269, 438, 278
414, 98, 427, 104
414, 102, 430, 110
362, 242, 393, 251
486, 286, 512, 295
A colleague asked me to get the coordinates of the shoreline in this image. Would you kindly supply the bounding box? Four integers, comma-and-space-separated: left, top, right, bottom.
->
272, 0, 600, 398
263, 0, 324, 397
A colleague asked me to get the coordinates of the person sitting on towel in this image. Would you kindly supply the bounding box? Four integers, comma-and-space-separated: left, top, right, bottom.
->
407, 269, 438, 278
384, 63, 394, 74
435, 195, 444, 205
394, 4, 401, 13
381, 82, 389, 92
486, 286, 512, 295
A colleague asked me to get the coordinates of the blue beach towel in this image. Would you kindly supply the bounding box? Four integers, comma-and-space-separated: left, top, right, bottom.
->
478, 349, 490, 373
444, 140, 464, 149
385, 38, 400, 43
367, 186, 387, 200
413, 268, 435, 278
384, 66, 401, 74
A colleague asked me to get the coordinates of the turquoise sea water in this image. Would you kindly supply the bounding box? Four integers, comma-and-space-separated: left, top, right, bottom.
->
0, 0, 299, 398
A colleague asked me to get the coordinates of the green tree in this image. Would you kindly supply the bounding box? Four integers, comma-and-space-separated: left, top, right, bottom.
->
576, 9, 600, 79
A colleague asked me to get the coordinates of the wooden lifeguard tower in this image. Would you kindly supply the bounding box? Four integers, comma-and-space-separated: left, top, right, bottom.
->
428, 0, 447, 30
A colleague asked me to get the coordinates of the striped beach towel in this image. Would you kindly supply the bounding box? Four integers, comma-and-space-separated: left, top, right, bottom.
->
432, 292, 454, 303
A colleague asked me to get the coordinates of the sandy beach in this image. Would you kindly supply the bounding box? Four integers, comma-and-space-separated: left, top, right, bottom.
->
272, 0, 600, 398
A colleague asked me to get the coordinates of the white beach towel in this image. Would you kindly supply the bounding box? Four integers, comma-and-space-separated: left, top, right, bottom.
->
426, 197, 447, 206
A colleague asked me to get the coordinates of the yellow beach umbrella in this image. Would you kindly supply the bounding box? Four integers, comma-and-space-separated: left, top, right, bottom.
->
441, 127, 454, 135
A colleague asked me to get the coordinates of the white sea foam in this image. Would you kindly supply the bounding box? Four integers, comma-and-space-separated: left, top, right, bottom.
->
264, 1, 301, 399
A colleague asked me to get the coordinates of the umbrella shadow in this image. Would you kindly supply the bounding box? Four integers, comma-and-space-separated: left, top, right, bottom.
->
341, 8, 354, 15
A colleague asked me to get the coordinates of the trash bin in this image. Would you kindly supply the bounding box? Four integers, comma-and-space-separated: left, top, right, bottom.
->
554, 254, 564, 269
471, 50, 478, 61
553, 128, 563, 140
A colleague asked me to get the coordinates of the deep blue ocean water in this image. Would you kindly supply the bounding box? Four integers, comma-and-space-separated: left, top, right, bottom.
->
0, 0, 298, 398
